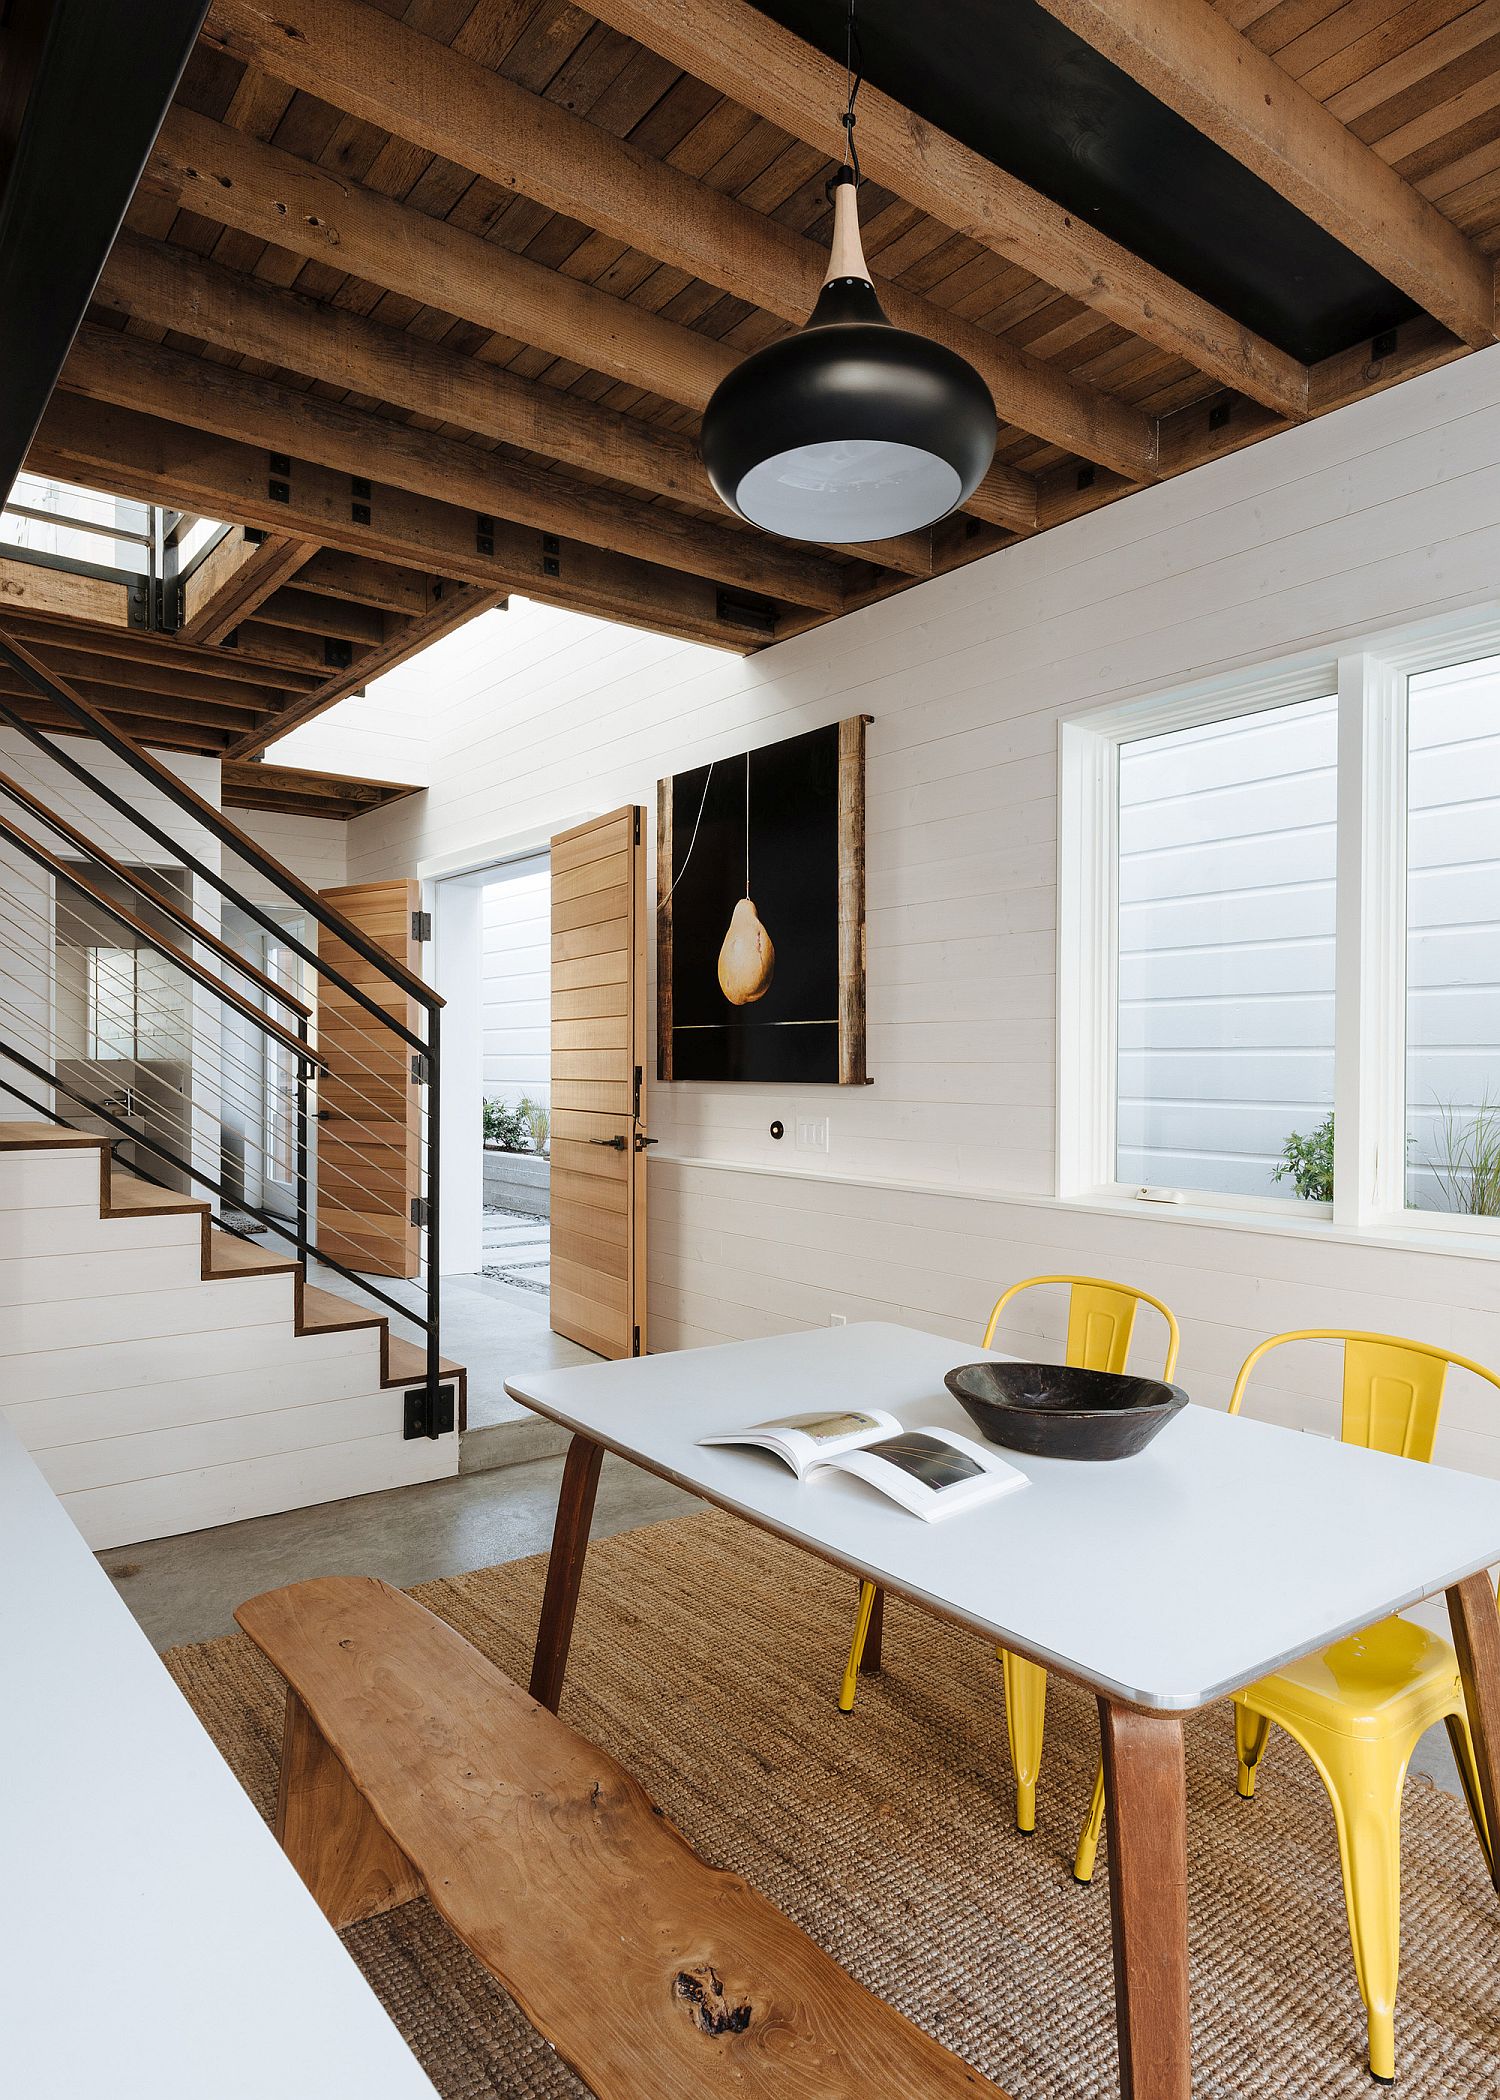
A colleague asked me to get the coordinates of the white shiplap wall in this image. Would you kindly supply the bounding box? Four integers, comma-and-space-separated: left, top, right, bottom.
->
481, 855, 550, 1109
281, 345, 1500, 1480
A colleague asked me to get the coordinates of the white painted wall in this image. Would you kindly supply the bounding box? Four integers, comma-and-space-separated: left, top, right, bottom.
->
244, 344, 1500, 1484
481, 854, 550, 1112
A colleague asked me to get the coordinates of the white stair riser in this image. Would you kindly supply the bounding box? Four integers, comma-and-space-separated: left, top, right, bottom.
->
0, 1274, 294, 1353
0, 1241, 217, 1307
36, 1389, 419, 1497
0, 1141, 460, 1547
61, 1432, 455, 1551
0, 1150, 105, 1211
5, 1328, 382, 1440
0, 1206, 202, 1261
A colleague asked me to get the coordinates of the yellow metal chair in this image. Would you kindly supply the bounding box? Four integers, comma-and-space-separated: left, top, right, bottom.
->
1072, 1328, 1500, 2086
837, 1274, 1181, 1838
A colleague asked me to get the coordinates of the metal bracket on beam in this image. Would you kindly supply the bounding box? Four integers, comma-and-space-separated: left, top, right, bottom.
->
541, 532, 561, 579
324, 637, 353, 671
351, 476, 371, 526
476, 512, 495, 556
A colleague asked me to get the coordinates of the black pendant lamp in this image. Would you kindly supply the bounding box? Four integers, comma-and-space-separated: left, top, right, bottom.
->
700, 4, 997, 544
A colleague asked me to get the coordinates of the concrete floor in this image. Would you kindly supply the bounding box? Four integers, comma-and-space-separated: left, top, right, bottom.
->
100, 1451, 697, 1651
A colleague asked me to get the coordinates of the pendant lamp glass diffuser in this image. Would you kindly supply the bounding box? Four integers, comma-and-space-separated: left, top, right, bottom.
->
701, 172, 998, 542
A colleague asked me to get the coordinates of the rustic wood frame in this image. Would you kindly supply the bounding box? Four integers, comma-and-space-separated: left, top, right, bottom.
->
656, 715, 867, 1087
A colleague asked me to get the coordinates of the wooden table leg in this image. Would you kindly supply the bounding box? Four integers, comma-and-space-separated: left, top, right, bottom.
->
1098, 1699, 1192, 2100
1448, 1571, 1500, 1894
529, 1433, 604, 1714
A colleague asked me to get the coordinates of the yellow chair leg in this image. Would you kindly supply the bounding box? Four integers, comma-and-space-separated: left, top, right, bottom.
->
1235, 1701, 1273, 1799
1073, 1762, 1106, 1884
999, 1649, 1047, 1833
1444, 1710, 1495, 1874
838, 1581, 878, 1714
1322, 1742, 1406, 2086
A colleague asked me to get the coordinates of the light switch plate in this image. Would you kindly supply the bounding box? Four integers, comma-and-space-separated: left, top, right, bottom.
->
795, 1114, 830, 1154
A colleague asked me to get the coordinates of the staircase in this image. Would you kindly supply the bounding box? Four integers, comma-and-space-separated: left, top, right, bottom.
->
0, 1126, 464, 1547
0, 630, 461, 1547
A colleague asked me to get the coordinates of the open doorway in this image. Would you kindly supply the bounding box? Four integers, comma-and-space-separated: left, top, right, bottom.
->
478, 853, 551, 1303
432, 846, 598, 1442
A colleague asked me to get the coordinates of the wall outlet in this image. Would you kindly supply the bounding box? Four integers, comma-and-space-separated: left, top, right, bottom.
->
796, 1114, 830, 1154
829, 1312, 847, 1327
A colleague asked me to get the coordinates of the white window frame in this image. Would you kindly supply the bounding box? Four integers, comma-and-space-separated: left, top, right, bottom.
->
1058, 605, 1500, 1245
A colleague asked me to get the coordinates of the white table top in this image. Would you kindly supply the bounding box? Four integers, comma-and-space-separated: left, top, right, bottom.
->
0, 1418, 439, 2100
506, 1322, 1500, 1710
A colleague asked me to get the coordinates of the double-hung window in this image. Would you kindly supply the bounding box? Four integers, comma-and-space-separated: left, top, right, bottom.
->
1059, 613, 1500, 1241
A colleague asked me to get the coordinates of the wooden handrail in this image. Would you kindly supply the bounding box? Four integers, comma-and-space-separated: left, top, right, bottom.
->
0, 807, 327, 1072
0, 762, 313, 1019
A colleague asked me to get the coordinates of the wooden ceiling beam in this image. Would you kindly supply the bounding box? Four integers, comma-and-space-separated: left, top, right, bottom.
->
232, 579, 501, 758
223, 763, 401, 804
0, 702, 229, 754
3, 642, 281, 712
24, 396, 780, 659
97, 233, 952, 565
252, 586, 389, 646
179, 525, 315, 643
292, 550, 445, 619
0, 674, 255, 733
1032, 0, 1498, 352
202, 0, 1148, 486
229, 620, 363, 676
579, 0, 1310, 419
0, 555, 132, 629
59, 322, 850, 612
0, 615, 322, 690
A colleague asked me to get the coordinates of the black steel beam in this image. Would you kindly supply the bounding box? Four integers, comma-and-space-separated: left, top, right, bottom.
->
0, 0, 210, 495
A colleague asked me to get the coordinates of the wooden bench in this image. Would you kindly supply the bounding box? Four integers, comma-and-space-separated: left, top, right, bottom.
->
237, 1576, 1012, 2100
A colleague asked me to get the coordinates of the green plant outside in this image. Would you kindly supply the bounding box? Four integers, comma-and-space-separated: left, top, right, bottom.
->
482, 1093, 551, 1156
1427, 1095, 1500, 1217
1273, 1111, 1335, 1204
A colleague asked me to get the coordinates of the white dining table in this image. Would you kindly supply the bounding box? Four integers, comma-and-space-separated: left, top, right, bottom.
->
505, 1320, 1500, 2100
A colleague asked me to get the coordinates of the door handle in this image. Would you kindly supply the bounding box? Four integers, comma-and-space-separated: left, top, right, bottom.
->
590, 1134, 628, 1151
633, 1133, 658, 1152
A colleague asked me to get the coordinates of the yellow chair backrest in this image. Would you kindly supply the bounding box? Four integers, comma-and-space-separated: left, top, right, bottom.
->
1227, 1329, 1500, 1465
982, 1274, 1181, 1380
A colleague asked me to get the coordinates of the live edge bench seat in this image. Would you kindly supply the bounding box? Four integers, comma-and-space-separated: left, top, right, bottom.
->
236, 1575, 1011, 2100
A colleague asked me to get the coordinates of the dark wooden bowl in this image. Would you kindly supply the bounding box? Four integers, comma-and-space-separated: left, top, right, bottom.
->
943, 1361, 1189, 1461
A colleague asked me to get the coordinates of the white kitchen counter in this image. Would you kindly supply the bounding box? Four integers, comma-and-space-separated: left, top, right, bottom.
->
0, 1416, 438, 2100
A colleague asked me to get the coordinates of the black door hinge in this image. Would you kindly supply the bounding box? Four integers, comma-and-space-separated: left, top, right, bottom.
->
632, 1063, 642, 1117
410, 1196, 431, 1228
410, 1052, 429, 1085
634, 807, 641, 845
411, 909, 432, 942
632, 1325, 642, 1357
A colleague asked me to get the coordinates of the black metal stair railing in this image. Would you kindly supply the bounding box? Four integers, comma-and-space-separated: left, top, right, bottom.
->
0, 624, 451, 1440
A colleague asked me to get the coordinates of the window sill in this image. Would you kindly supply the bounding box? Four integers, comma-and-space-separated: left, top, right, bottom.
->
649, 1152, 1500, 1262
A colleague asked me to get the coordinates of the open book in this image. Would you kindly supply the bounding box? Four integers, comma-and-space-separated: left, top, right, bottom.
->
698, 1409, 1027, 1523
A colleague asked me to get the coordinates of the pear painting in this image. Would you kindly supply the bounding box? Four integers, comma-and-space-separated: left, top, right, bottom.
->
718, 895, 774, 1004
658, 719, 867, 1086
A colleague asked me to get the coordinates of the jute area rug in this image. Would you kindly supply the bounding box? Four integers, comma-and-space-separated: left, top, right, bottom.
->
164, 1509, 1500, 2100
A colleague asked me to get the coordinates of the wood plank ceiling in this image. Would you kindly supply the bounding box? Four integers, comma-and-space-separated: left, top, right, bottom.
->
10, 0, 1500, 772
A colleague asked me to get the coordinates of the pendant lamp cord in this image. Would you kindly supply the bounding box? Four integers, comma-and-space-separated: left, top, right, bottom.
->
839, 0, 863, 189
744, 749, 751, 898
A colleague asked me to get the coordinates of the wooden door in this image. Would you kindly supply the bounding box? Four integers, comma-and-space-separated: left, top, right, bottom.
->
316, 879, 422, 1280
549, 808, 647, 1359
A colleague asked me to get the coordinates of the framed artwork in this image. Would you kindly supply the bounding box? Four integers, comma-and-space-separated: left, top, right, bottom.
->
656, 716, 868, 1085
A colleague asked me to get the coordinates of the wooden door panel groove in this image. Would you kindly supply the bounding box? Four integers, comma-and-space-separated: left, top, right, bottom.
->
549, 807, 646, 1360
317, 877, 423, 1282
